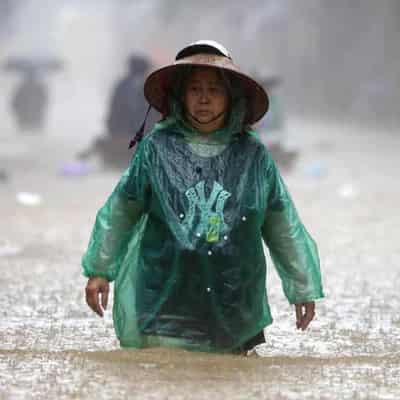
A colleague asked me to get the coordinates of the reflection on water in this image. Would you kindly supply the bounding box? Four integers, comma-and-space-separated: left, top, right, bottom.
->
1, 121, 400, 399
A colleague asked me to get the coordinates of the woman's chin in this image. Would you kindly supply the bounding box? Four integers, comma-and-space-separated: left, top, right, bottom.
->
194, 114, 214, 123
186, 114, 225, 133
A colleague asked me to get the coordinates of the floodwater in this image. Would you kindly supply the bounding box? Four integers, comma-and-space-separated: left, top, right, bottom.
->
0, 120, 399, 399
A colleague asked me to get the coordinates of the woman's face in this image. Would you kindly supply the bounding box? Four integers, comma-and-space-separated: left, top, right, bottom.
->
183, 67, 229, 134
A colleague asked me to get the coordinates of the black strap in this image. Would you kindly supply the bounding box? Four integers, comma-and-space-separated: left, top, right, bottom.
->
129, 104, 152, 149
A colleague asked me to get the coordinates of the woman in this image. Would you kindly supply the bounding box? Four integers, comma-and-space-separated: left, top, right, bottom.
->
83, 40, 324, 353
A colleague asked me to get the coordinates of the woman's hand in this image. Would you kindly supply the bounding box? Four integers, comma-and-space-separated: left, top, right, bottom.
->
85, 277, 109, 317
295, 302, 315, 330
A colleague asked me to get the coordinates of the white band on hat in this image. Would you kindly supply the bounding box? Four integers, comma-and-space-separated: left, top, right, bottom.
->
188, 40, 231, 59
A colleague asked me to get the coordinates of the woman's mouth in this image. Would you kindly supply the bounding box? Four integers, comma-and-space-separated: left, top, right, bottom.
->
196, 110, 211, 116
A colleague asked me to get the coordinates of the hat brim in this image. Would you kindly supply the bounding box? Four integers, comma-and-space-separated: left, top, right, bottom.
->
144, 54, 269, 125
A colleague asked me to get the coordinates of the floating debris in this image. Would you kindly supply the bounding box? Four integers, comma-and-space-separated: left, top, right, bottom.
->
338, 183, 358, 199
0, 242, 22, 257
16, 192, 42, 206
59, 161, 90, 178
304, 161, 328, 179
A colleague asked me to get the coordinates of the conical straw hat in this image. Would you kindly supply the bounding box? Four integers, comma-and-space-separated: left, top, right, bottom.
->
144, 40, 269, 124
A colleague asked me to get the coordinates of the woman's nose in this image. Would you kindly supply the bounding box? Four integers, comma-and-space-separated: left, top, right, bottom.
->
199, 90, 209, 103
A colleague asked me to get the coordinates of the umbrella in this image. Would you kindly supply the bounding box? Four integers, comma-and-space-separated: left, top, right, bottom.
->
2, 55, 64, 74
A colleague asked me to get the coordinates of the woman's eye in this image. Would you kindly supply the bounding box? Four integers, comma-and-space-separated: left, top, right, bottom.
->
209, 86, 223, 94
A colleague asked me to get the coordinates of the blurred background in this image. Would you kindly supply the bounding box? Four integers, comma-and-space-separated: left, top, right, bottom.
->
1, 0, 399, 175
1, 0, 399, 141
1, 1, 399, 399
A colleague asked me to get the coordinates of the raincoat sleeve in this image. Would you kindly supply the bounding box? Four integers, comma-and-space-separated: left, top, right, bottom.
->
82, 141, 151, 282
261, 158, 324, 304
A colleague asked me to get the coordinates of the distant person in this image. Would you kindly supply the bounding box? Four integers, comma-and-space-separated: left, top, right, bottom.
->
82, 40, 324, 354
255, 76, 298, 171
107, 55, 156, 138
0, 168, 9, 183
78, 54, 159, 169
11, 70, 49, 132
257, 77, 284, 138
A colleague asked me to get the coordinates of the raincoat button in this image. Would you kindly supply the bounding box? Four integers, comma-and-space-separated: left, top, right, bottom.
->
179, 213, 184, 219
208, 250, 212, 256
241, 216, 247, 221
196, 232, 201, 237
223, 235, 228, 240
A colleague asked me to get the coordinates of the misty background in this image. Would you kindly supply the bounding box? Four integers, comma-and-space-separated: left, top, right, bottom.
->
0, 0, 399, 144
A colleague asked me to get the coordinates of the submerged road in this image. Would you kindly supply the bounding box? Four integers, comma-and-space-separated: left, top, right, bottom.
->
0, 120, 399, 399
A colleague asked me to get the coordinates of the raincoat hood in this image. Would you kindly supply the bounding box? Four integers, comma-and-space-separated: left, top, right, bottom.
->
151, 67, 249, 147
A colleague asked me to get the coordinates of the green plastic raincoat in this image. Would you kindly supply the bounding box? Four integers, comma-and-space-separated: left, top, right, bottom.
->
82, 111, 324, 352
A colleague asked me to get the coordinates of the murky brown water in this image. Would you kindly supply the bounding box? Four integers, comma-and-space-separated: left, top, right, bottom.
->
1, 120, 399, 399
